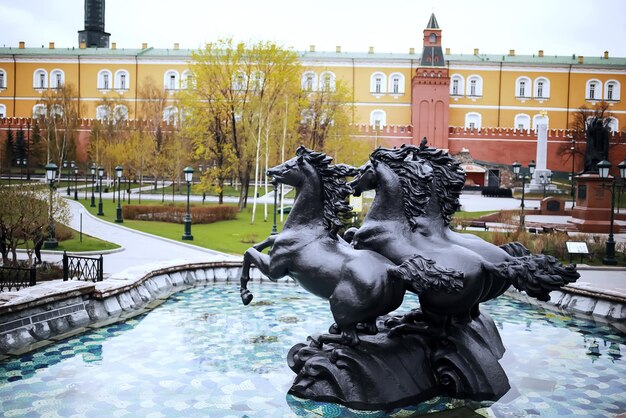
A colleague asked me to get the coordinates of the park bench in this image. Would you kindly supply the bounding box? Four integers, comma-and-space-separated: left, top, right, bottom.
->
462, 220, 489, 231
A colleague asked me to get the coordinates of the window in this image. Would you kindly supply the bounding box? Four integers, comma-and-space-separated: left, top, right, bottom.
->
388, 73, 405, 95
300, 109, 314, 124
532, 114, 549, 131
32, 104, 47, 118
114, 70, 129, 90
301, 71, 317, 91
164, 70, 180, 90
50, 104, 63, 118
182, 71, 194, 89
370, 72, 386, 94
452, 79, 459, 95
607, 117, 619, 133
320, 71, 336, 91
533, 77, 550, 99
97, 70, 112, 90
232, 71, 247, 91
0, 104, 5, 118
450, 74, 464, 96
163, 106, 178, 124
33, 69, 48, 89
96, 105, 111, 121
113, 105, 129, 122
586, 79, 601, 100
50, 69, 64, 89
604, 80, 620, 101
464, 112, 481, 130
514, 114, 531, 130
0, 69, 5, 89
370, 110, 386, 128
429, 33, 436, 43
466, 75, 482, 97
515, 76, 531, 98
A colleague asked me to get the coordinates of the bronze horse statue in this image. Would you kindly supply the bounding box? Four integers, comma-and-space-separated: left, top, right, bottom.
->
239, 146, 464, 345
349, 144, 579, 333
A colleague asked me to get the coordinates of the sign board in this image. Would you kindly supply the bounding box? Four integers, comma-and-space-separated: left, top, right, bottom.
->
350, 195, 363, 213
566, 241, 589, 254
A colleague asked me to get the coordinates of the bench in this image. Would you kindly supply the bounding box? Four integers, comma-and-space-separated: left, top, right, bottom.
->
461, 221, 489, 231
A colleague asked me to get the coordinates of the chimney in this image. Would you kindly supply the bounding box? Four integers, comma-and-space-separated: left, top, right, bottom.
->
19, 41, 25, 49
309, 45, 315, 52
578, 55, 584, 64
409, 47, 415, 54
473, 48, 479, 55
538, 50, 544, 57
142, 42, 148, 49
174, 43, 180, 50
335, 45, 341, 53
604, 50, 609, 59
111, 42, 117, 50
368, 46, 374, 54
49, 42, 55, 49
445, 47, 450, 55
509, 49, 515, 56
80, 42, 87, 49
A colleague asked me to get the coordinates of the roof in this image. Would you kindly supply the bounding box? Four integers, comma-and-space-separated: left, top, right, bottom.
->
427, 13, 440, 29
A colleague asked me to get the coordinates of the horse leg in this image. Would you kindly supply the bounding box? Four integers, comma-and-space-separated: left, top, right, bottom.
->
311, 326, 360, 347
239, 248, 271, 306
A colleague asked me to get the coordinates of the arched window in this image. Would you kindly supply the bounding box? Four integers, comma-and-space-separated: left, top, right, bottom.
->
113, 105, 129, 122
181, 71, 194, 89
50, 104, 63, 118
370, 72, 386, 94
370, 109, 386, 128
534, 77, 550, 99
586, 79, 601, 100
32, 104, 47, 118
606, 117, 619, 133
50, 69, 64, 89
164, 70, 180, 90
163, 106, 178, 124
95, 105, 111, 121
0, 104, 6, 118
0, 68, 6, 89
250, 71, 264, 91
320, 71, 336, 91
33, 69, 48, 89
301, 71, 317, 91
232, 71, 247, 91
300, 109, 315, 125
514, 114, 531, 130
466, 75, 483, 97
464, 112, 481, 130
114, 70, 130, 91
532, 114, 549, 131
388, 73, 405, 95
605, 80, 620, 101
450, 74, 464, 96
97, 69, 112, 90
515, 76, 531, 98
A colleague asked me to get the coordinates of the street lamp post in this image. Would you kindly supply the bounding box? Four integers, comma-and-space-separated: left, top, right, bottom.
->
570, 136, 576, 208
182, 166, 194, 240
73, 167, 79, 200
97, 166, 104, 216
43, 163, 58, 249
539, 174, 552, 198
19, 158, 26, 182
115, 165, 123, 223
597, 159, 626, 265
271, 179, 278, 235
90, 163, 96, 207
512, 160, 536, 229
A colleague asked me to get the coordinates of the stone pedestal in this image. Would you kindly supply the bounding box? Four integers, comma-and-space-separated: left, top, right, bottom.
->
569, 174, 617, 233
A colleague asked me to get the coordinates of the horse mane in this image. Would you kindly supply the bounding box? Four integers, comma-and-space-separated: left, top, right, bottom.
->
296, 146, 355, 239
370, 145, 465, 228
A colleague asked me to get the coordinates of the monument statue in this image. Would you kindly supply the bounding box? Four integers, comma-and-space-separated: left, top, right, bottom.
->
239, 144, 579, 410
583, 117, 610, 173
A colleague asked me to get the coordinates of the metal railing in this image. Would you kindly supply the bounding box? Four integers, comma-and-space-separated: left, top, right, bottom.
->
63, 251, 103, 282
0, 266, 36, 292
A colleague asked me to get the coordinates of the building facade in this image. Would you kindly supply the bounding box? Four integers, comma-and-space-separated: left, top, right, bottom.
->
1, 14, 625, 171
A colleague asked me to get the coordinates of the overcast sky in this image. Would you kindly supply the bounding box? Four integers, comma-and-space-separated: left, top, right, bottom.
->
1, 0, 625, 57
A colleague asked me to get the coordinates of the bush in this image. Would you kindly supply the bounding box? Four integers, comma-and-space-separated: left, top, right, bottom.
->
123, 204, 238, 224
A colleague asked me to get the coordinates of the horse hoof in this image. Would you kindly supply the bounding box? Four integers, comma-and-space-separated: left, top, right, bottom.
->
241, 292, 253, 305
307, 335, 323, 349
328, 323, 340, 334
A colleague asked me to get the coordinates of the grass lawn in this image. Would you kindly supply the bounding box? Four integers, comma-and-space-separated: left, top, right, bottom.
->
452, 210, 498, 219
55, 232, 120, 252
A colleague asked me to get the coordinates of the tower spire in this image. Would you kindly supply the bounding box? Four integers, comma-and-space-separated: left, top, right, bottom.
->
78, 0, 110, 48
426, 13, 439, 29
420, 13, 444, 66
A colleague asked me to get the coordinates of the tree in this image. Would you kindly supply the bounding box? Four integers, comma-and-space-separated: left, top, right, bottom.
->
5, 128, 14, 168
15, 128, 26, 161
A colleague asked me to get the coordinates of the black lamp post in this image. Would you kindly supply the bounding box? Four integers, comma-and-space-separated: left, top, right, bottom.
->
18, 158, 26, 182
539, 174, 552, 198
597, 159, 626, 265
97, 166, 104, 216
271, 179, 278, 235
63, 160, 70, 196
182, 166, 194, 240
43, 162, 58, 249
115, 165, 123, 223
73, 167, 79, 200
570, 136, 576, 208
512, 160, 536, 229
90, 163, 96, 207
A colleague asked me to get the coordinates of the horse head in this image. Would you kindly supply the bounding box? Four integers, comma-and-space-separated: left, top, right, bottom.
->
348, 160, 378, 197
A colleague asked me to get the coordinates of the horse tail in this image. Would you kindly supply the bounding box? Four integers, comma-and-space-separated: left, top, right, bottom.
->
391, 254, 464, 295
488, 242, 579, 302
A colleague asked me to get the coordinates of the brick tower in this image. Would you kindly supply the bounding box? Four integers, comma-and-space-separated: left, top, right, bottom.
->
78, 0, 110, 48
411, 13, 450, 149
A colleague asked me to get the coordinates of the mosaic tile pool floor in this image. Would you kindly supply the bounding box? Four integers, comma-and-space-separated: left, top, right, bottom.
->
0, 283, 624, 417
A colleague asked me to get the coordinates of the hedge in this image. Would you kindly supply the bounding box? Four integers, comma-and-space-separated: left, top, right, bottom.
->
122, 205, 238, 224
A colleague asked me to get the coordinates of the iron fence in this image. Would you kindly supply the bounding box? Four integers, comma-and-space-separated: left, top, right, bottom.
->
63, 251, 104, 282
0, 266, 36, 292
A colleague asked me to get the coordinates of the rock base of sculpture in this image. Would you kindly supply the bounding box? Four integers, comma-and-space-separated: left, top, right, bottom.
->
287, 311, 510, 410
570, 174, 618, 233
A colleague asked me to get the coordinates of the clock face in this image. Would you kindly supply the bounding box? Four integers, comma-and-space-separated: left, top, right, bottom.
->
429, 33, 437, 43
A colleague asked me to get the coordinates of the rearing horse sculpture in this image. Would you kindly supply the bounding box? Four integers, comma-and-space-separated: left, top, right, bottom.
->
349, 144, 579, 332
239, 146, 464, 345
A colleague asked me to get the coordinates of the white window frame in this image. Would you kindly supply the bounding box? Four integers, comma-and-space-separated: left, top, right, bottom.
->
606, 117, 619, 133
97, 69, 112, 91
33, 69, 48, 90
50, 104, 63, 118
164, 70, 180, 91
464, 112, 482, 130
532, 114, 549, 131
515, 76, 531, 99
32, 104, 47, 118
370, 72, 386, 95
534, 77, 550, 99
163, 106, 179, 124
0, 68, 6, 89
232, 71, 247, 91
450, 74, 464, 96
95, 105, 111, 121
50, 69, 64, 89
586, 79, 602, 101
114, 70, 130, 91
182, 70, 194, 89
0, 104, 6, 118
604, 80, 620, 101
370, 109, 386, 128
514, 113, 531, 131
301, 71, 317, 91
113, 105, 129, 122
466, 75, 483, 97
388, 73, 405, 95
250, 71, 264, 91
319, 71, 336, 92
